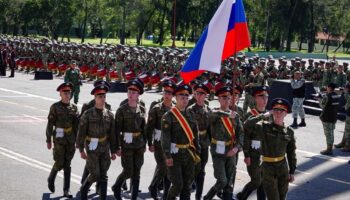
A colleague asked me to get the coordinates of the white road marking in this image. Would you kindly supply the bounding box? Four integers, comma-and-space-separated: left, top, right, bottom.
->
296, 149, 348, 163
0, 87, 82, 107
326, 178, 350, 185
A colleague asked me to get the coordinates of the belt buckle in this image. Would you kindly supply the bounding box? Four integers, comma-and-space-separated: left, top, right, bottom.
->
274, 158, 278, 162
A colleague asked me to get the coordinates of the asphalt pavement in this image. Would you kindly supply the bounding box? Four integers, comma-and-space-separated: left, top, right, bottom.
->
0, 70, 349, 200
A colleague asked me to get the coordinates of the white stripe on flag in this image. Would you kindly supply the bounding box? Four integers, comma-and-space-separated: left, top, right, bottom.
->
199, 0, 235, 73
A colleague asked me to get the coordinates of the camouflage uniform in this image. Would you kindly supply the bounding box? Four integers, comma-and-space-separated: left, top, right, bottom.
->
204, 110, 244, 200
147, 101, 174, 199
46, 101, 79, 195
161, 108, 200, 200
64, 67, 81, 104
243, 71, 265, 113
236, 109, 268, 200
112, 103, 147, 200
245, 114, 296, 200
77, 106, 116, 199
187, 103, 211, 200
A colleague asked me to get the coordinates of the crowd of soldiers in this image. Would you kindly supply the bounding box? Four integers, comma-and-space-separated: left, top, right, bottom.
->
1, 34, 349, 199
46, 76, 297, 200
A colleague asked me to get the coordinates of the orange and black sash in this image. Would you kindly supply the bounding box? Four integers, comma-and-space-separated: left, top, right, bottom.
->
170, 107, 195, 148
221, 116, 236, 142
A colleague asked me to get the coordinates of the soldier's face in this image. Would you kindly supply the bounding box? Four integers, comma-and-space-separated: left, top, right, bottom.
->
175, 93, 190, 108
272, 108, 287, 121
127, 89, 140, 101
60, 91, 71, 102
255, 95, 268, 108
195, 91, 207, 105
95, 94, 106, 105
163, 90, 174, 102
218, 94, 231, 108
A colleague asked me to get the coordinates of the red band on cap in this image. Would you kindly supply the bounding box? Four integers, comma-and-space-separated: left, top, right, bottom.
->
273, 104, 288, 111
128, 85, 140, 92
234, 89, 241, 94
60, 86, 71, 92
254, 90, 268, 96
175, 89, 190, 95
94, 89, 106, 95
195, 88, 208, 94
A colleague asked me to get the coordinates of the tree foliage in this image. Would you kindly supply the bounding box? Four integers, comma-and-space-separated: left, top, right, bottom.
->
0, 0, 349, 52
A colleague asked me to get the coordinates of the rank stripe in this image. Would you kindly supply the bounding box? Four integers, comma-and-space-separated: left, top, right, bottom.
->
170, 107, 195, 148
221, 116, 236, 139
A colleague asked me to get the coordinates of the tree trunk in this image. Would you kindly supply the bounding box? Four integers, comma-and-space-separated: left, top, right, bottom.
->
137, 7, 156, 45
157, 0, 167, 46
264, 6, 271, 51
285, 0, 298, 52
334, 40, 345, 52
307, 1, 315, 53
81, 0, 88, 43
120, 2, 126, 45
326, 35, 330, 53
298, 34, 303, 51
99, 19, 103, 44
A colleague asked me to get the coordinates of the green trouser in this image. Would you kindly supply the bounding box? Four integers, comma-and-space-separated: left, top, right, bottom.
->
167, 151, 195, 200
71, 85, 80, 104
262, 160, 289, 200
343, 116, 350, 139
86, 150, 111, 183
209, 155, 235, 193
52, 142, 75, 171
194, 148, 209, 199
322, 122, 336, 145
115, 148, 144, 183
239, 155, 265, 200
149, 144, 168, 188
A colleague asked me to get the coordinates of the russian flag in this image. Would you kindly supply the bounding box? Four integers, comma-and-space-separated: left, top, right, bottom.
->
180, 0, 251, 83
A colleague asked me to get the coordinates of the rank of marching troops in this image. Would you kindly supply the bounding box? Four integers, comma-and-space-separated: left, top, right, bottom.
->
46, 74, 299, 200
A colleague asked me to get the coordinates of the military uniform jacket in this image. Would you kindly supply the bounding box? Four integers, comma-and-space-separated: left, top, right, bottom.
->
77, 107, 116, 153
319, 91, 340, 123
246, 114, 297, 174
64, 68, 81, 86
188, 104, 211, 149
208, 109, 244, 157
161, 108, 200, 159
146, 102, 173, 147
243, 109, 271, 158
80, 99, 111, 118
46, 101, 79, 144
115, 103, 146, 150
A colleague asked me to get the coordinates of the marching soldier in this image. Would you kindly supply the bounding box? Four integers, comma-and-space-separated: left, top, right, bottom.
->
147, 79, 176, 200
79, 81, 112, 192
318, 83, 341, 155
46, 82, 79, 198
204, 86, 244, 200
77, 84, 117, 200
244, 98, 296, 200
64, 61, 82, 104
237, 86, 269, 200
112, 78, 147, 200
187, 83, 211, 200
161, 83, 200, 200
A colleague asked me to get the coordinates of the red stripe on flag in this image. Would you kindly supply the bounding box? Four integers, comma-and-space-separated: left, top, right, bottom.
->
222, 22, 251, 60
180, 70, 206, 84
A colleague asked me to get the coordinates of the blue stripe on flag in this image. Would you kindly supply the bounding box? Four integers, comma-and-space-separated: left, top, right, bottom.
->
227, 0, 247, 31
181, 27, 208, 72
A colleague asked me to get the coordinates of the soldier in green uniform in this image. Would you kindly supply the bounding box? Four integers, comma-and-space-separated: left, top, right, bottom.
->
333, 64, 347, 88
230, 85, 244, 121
161, 83, 200, 200
243, 65, 265, 113
77, 84, 117, 200
335, 83, 350, 152
188, 83, 211, 200
236, 86, 269, 200
204, 86, 244, 200
46, 82, 79, 198
147, 80, 176, 200
321, 62, 334, 88
112, 78, 147, 200
64, 61, 82, 104
79, 81, 112, 193
244, 98, 296, 200
317, 83, 341, 155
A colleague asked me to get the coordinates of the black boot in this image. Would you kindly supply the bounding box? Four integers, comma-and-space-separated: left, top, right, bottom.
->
256, 185, 266, 200
335, 136, 346, 148
195, 172, 205, 200
99, 181, 108, 200
223, 192, 233, 200
47, 168, 58, 193
112, 178, 124, 200
81, 165, 89, 184
204, 188, 217, 200
131, 177, 140, 200
80, 180, 93, 200
290, 118, 298, 129
162, 177, 171, 200
63, 167, 73, 198
148, 175, 160, 199
122, 180, 128, 191
298, 118, 306, 127
236, 185, 253, 200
